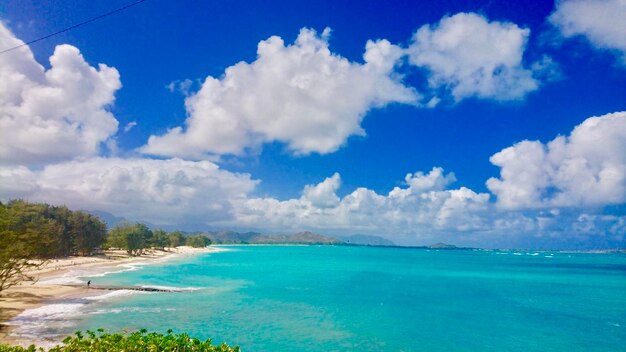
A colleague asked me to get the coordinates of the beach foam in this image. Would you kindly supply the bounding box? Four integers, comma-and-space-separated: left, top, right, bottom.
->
139, 285, 201, 292
90, 306, 174, 315
6, 289, 145, 344
85, 289, 147, 301
6, 301, 86, 342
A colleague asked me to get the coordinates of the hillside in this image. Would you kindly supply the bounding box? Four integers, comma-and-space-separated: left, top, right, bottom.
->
203, 231, 343, 245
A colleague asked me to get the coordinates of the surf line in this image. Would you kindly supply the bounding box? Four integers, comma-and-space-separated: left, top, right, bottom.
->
61, 284, 185, 293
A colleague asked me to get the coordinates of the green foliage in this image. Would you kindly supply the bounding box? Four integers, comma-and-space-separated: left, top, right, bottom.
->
186, 234, 211, 248
151, 229, 170, 250
0, 238, 42, 292
0, 200, 107, 258
168, 231, 185, 248
68, 212, 107, 256
0, 200, 109, 291
106, 222, 152, 256
0, 329, 239, 352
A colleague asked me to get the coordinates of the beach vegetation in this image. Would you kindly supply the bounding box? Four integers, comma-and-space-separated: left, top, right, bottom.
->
0, 200, 107, 258
0, 329, 239, 352
0, 234, 42, 292
151, 229, 170, 250
106, 222, 151, 256
168, 231, 185, 247
0, 200, 108, 292
0, 200, 213, 290
185, 234, 212, 248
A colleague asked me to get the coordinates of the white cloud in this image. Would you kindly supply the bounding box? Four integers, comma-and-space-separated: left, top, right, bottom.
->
1, 161, 495, 240
233, 168, 492, 238
487, 111, 626, 209
141, 27, 419, 158
550, 0, 626, 64
0, 23, 121, 166
0, 157, 258, 225
0, 21, 620, 248
302, 173, 341, 208
1, 158, 622, 247
407, 13, 542, 101
166, 78, 194, 96
123, 121, 137, 133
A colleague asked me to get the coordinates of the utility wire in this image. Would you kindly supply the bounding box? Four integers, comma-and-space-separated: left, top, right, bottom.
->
0, 0, 149, 55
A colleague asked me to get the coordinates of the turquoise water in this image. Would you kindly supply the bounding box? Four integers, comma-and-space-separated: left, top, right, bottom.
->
69, 246, 625, 351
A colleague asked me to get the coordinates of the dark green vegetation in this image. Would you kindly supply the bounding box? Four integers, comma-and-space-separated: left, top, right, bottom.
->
0, 200, 107, 292
0, 200, 106, 258
0, 329, 238, 352
0, 200, 212, 292
106, 223, 212, 255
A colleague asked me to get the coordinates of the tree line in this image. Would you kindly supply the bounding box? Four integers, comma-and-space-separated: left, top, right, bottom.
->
0, 200, 107, 258
1, 200, 212, 257
107, 223, 211, 256
0, 200, 211, 292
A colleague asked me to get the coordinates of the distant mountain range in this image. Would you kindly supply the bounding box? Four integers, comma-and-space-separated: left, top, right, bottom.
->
86, 210, 466, 248
203, 231, 342, 245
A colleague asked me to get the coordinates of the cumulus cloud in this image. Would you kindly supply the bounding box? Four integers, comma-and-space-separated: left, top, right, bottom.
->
0, 158, 258, 225
550, 0, 626, 64
234, 168, 492, 237
1, 159, 622, 247
407, 13, 543, 101
301, 173, 341, 208
0, 161, 494, 240
0, 23, 121, 165
141, 27, 419, 158
0, 20, 620, 248
487, 111, 626, 209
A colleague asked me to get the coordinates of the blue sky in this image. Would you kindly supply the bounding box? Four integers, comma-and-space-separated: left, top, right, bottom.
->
1, 0, 625, 248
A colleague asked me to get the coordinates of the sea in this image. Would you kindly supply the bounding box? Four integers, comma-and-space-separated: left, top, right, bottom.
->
9, 245, 626, 351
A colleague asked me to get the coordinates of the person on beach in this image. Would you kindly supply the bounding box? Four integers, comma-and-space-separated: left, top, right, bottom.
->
87, 280, 91, 288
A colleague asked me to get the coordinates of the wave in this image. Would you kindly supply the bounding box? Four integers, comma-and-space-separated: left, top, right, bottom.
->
7, 289, 147, 345
139, 285, 201, 292
85, 289, 147, 301
90, 306, 177, 315
6, 301, 86, 343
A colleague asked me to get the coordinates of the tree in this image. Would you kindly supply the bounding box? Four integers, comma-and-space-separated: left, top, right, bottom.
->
168, 231, 185, 248
0, 246, 42, 292
69, 212, 107, 256
186, 234, 211, 248
4, 200, 65, 258
151, 229, 170, 250
0, 200, 107, 258
107, 222, 152, 256
0, 206, 44, 292
0, 200, 107, 291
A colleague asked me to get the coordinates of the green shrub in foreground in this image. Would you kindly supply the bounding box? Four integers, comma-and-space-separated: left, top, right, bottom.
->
0, 329, 239, 352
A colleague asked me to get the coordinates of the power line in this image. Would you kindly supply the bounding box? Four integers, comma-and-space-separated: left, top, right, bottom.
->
0, 0, 149, 55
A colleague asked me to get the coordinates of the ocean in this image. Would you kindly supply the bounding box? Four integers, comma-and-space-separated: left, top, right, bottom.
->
11, 246, 626, 351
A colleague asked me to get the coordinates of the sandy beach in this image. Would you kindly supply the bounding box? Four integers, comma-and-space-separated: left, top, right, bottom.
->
0, 246, 218, 347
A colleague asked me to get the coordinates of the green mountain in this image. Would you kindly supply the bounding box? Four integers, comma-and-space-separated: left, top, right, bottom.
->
203, 231, 343, 245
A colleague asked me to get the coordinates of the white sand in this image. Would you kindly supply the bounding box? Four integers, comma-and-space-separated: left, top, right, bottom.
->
0, 246, 218, 346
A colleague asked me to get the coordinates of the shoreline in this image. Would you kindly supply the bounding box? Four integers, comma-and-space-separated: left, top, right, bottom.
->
0, 246, 219, 347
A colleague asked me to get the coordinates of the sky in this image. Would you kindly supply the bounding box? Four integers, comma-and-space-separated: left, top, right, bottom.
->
0, 0, 625, 249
